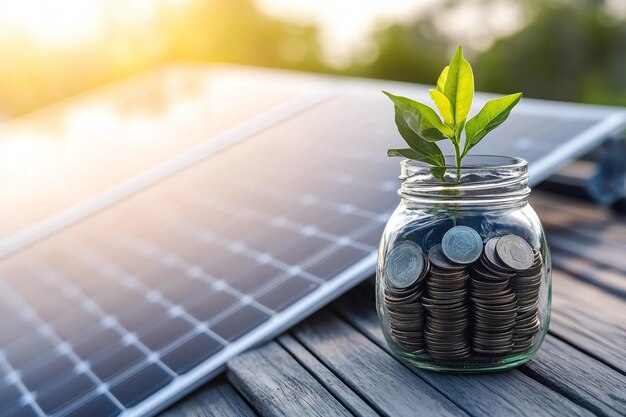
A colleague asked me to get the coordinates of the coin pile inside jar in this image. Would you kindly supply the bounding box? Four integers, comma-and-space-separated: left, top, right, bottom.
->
383, 226, 544, 361
422, 244, 471, 360
383, 241, 429, 354
509, 248, 543, 354
470, 237, 520, 356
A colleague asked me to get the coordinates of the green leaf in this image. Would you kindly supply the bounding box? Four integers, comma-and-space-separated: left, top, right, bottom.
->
463, 93, 522, 157
389, 108, 446, 167
387, 148, 446, 180
455, 119, 466, 145
429, 89, 454, 127
383, 91, 454, 140
436, 66, 449, 93
443, 46, 474, 126
430, 166, 446, 181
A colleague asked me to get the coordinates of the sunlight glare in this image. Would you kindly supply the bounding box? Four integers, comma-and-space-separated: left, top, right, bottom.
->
0, 0, 104, 46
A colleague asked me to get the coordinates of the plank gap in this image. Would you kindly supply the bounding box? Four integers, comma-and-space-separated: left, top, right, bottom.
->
292, 310, 469, 417
547, 329, 625, 377
277, 333, 380, 417
227, 341, 355, 417
551, 250, 626, 299
519, 364, 623, 417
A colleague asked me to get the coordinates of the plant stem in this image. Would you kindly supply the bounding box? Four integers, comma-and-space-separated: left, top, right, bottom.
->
453, 140, 462, 182
450, 136, 462, 226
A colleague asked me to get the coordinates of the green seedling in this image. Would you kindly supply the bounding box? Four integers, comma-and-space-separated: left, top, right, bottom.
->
385, 46, 522, 180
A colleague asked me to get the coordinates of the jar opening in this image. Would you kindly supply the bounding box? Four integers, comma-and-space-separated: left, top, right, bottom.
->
401, 155, 526, 173
399, 155, 530, 206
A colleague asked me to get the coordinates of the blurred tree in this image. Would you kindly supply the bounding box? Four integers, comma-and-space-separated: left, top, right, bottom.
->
345, 19, 450, 84
475, 0, 626, 106
347, 0, 626, 106
157, 0, 325, 71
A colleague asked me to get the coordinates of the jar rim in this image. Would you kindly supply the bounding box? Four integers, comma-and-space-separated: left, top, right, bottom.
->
401, 155, 527, 172
398, 154, 530, 206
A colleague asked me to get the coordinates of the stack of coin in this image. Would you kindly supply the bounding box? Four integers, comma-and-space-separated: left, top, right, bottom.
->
509, 249, 543, 354
383, 241, 429, 354
469, 237, 516, 355
422, 243, 472, 360
470, 235, 543, 356
470, 276, 517, 356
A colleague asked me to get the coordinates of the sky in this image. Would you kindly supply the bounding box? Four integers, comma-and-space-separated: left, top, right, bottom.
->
0, 0, 624, 67
255, 0, 440, 66
0, 0, 191, 47
0, 0, 439, 67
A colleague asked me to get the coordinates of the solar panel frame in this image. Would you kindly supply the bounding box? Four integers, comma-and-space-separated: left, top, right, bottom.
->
0, 65, 625, 417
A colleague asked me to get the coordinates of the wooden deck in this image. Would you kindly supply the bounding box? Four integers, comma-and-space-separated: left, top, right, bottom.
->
160, 190, 626, 417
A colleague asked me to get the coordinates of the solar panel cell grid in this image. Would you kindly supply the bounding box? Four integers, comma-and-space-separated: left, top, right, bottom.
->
109, 364, 173, 407
209, 304, 271, 342
90, 344, 146, 382
0, 381, 22, 411
160, 332, 223, 375
3, 406, 40, 417
62, 395, 121, 417
0, 94, 403, 416
21, 354, 75, 391
254, 274, 319, 312
35, 372, 95, 415
185, 290, 238, 323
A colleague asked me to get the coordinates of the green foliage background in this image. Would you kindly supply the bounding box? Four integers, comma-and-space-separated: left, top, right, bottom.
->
347, 0, 626, 107
0, 0, 624, 117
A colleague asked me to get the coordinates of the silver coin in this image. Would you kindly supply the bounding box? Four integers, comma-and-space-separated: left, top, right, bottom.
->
483, 237, 510, 270
385, 241, 424, 289
442, 226, 483, 264
428, 244, 464, 270
496, 235, 534, 271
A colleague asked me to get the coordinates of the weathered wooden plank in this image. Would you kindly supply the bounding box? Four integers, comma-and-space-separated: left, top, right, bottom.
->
531, 192, 626, 275
227, 341, 353, 417
293, 311, 468, 417
546, 229, 626, 272
277, 334, 380, 417
522, 336, 626, 417
551, 248, 626, 298
532, 190, 624, 220
334, 291, 596, 417
532, 194, 622, 227
532, 193, 626, 247
550, 269, 626, 373
159, 377, 256, 417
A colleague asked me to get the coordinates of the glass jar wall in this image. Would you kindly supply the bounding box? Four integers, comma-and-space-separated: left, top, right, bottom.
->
376, 156, 551, 372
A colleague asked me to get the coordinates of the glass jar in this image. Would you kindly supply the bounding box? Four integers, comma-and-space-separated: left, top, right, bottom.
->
376, 155, 551, 372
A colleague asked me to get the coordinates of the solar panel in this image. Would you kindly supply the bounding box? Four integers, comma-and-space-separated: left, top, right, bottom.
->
1, 65, 624, 417
0, 65, 321, 241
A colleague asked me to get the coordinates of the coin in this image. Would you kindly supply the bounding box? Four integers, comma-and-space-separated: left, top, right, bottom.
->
472, 265, 510, 281
473, 346, 513, 355
384, 289, 423, 305
495, 235, 534, 271
385, 241, 425, 289
428, 244, 465, 271
442, 226, 483, 264
483, 237, 511, 271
